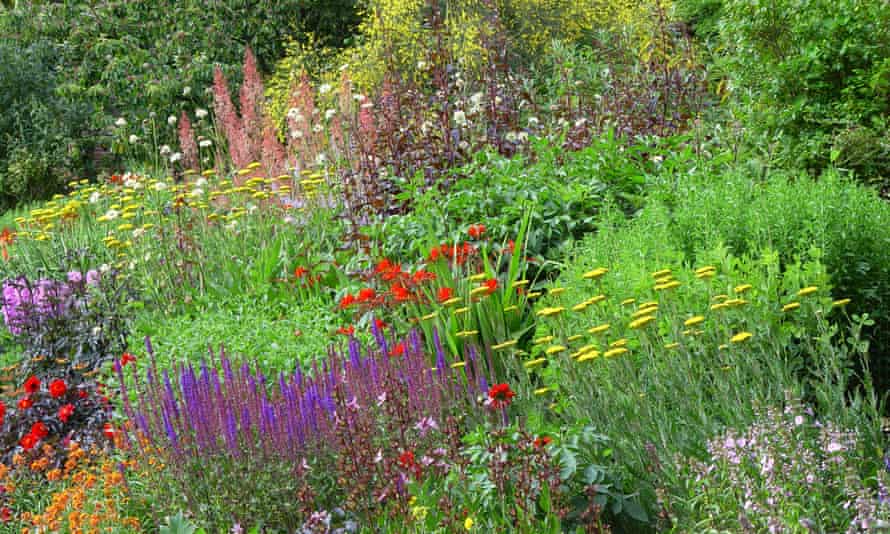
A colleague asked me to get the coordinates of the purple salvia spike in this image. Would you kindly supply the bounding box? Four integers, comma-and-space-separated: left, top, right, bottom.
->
433, 328, 447, 382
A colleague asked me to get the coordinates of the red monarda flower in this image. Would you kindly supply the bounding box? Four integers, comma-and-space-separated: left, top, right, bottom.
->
337, 326, 355, 336
357, 288, 376, 302
58, 403, 75, 423
17, 397, 32, 410
338, 294, 356, 309
19, 433, 38, 450
30, 421, 48, 439
488, 383, 516, 409
23, 376, 40, 394
121, 352, 137, 366
468, 224, 486, 238
484, 278, 498, 295
49, 379, 67, 398
438, 287, 454, 303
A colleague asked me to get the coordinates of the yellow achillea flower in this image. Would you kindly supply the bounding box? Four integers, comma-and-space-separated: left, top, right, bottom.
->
442, 297, 463, 307
609, 338, 628, 348
664, 342, 680, 349
545, 345, 566, 355
734, 284, 753, 294
712, 294, 729, 301
651, 269, 672, 278
586, 294, 607, 305
533, 387, 552, 396
782, 302, 801, 312
492, 340, 517, 350
572, 302, 589, 312
695, 270, 716, 279
567, 334, 583, 342
655, 280, 681, 291
718, 344, 729, 350
421, 312, 438, 321
603, 348, 628, 358
247, 162, 262, 170
450, 362, 466, 369
832, 298, 851, 308
621, 298, 636, 306
629, 315, 656, 329
549, 287, 566, 296
536, 307, 565, 318
511, 280, 530, 288
533, 335, 555, 345
710, 302, 729, 311
695, 266, 716, 274
527, 291, 543, 298
503, 305, 519, 313
798, 286, 819, 297
730, 332, 753, 343
469, 286, 491, 297
468, 272, 488, 282
454, 307, 470, 315
524, 358, 547, 369
572, 345, 597, 358
631, 306, 658, 319
456, 330, 479, 338
578, 352, 600, 362
588, 324, 610, 335
582, 267, 608, 280
684, 316, 705, 327
724, 298, 749, 307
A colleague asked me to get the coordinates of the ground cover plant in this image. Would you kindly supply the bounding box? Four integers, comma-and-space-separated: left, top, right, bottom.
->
0, 0, 888, 532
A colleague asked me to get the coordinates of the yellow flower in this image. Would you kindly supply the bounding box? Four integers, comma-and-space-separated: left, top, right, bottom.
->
629, 315, 656, 329
695, 270, 716, 279
247, 161, 262, 170
664, 342, 679, 349
464, 517, 474, 531
545, 345, 566, 355
684, 316, 705, 327
655, 280, 681, 291
533, 335, 555, 345
549, 287, 566, 297
567, 334, 583, 342
798, 286, 819, 297
588, 324, 610, 335
469, 286, 491, 297
442, 297, 463, 307
603, 348, 628, 358
533, 387, 552, 396
582, 267, 608, 280
527, 291, 542, 298
454, 307, 470, 315
421, 312, 438, 320
412, 506, 429, 520
710, 302, 729, 311
832, 298, 851, 308
524, 358, 547, 369
631, 306, 657, 319
572, 302, 589, 312
620, 298, 636, 306
734, 284, 753, 294
456, 330, 479, 338
503, 305, 519, 313
718, 344, 729, 350
492, 340, 517, 350
450, 362, 466, 369
730, 332, 753, 344
511, 279, 530, 288
724, 298, 749, 307
651, 268, 672, 278
536, 306, 565, 317
782, 302, 801, 312
586, 294, 607, 305
712, 294, 729, 301
117, 223, 134, 231
467, 272, 488, 282
609, 338, 628, 348
695, 266, 717, 275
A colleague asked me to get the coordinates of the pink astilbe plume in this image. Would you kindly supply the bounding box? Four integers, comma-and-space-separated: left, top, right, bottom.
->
211, 66, 249, 170
261, 115, 288, 182
177, 112, 199, 170
239, 47, 265, 166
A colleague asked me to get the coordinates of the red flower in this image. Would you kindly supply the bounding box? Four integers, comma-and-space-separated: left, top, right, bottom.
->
77, 390, 88, 399
121, 352, 137, 366
337, 325, 355, 336
468, 224, 486, 239
338, 294, 356, 309
357, 288, 376, 302
438, 287, 454, 303
17, 397, 32, 410
484, 278, 498, 295
374, 318, 387, 331
0, 401, 5, 425
506, 239, 515, 254
380, 263, 403, 281
533, 435, 553, 448
397, 450, 416, 469
429, 247, 441, 261
103, 423, 116, 440
391, 342, 406, 357
374, 259, 393, 274
58, 403, 75, 423
293, 266, 308, 278
30, 421, 48, 439
19, 433, 38, 450
391, 284, 411, 302
0, 506, 11, 522
23, 376, 40, 394
412, 270, 436, 284
488, 383, 516, 409
49, 379, 67, 398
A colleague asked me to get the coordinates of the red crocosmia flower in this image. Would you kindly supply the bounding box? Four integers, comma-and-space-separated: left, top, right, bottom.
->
381, 263, 402, 282
121, 352, 137, 366
293, 266, 308, 278
468, 224, 486, 238
338, 294, 356, 309
374, 259, 393, 274
484, 278, 498, 295
488, 383, 516, 409
19, 433, 38, 450
374, 318, 387, 331
103, 423, 116, 440
391, 342, 406, 357
337, 326, 355, 336
391, 284, 411, 302
428, 247, 440, 261
533, 435, 553, 448
412, 270, 436, 284
0, 506, 11, 522
49, 379, 67, 398
18, 397, 32, 410
23, 376, 40, 394
30, 421, 48, 439
438, 287, 454, 303
58, 403, 75, 423
357, 288, 376, 302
